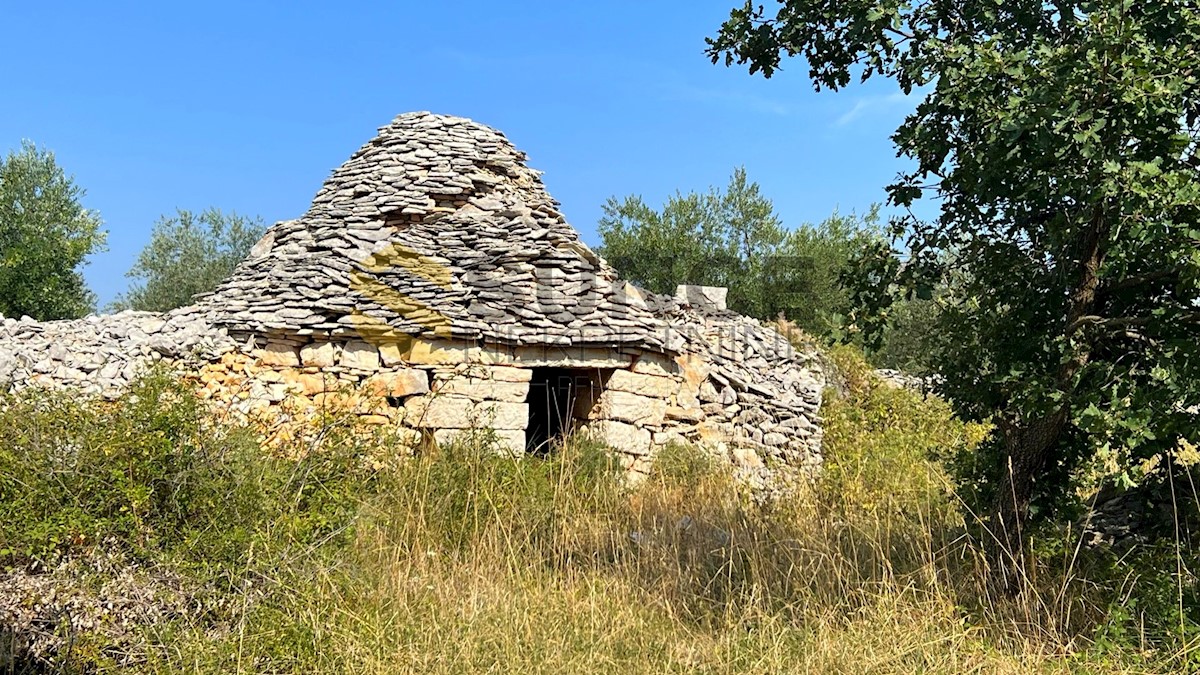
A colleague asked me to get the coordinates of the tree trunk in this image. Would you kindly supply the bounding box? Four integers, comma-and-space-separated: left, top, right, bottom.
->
989, 211, 1107, 582
992, 414, 1066, 564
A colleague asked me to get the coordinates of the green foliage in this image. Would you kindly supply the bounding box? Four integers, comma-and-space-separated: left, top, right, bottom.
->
649, 441, 721, 488
598, 168, 879, 332
786, 208, 884, 334
0, 373, 253, 565
0, 372, 378, 571
820, 345, 990, 520
820, 347, 1199, 668
1086, 542, 1200, 671
375, 433, 626, 556
0, 141, 105, 320
114, 207, 265, 312
399, 435, 563, 552
710, 1, 1200, 532
868, 297, 941, 373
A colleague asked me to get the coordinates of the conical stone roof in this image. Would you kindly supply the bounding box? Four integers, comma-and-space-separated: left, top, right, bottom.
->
202, 112, 668, 351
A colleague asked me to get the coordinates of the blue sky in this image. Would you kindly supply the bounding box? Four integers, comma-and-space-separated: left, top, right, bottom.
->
2, 1, 920, 308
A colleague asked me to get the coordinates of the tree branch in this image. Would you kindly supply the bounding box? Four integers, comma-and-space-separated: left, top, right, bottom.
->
1099, 266, 1182, 297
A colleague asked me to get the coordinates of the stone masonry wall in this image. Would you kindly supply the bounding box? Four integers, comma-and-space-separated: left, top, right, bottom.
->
0, 308, 825, 485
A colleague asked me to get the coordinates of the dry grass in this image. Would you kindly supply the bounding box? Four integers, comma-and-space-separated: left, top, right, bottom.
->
143, 428, 1191, 674
5, 368, 1193, 673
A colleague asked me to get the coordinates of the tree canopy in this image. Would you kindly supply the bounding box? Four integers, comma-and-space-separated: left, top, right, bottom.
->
0, 141, 105, 320
709, 1, 1200, 542
115, 208, 265, 312
598, 168, 879, 333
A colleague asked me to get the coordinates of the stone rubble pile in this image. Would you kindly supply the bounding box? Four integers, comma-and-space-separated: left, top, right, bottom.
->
650, 294, 824, 476
0, 307, 236, 399
0, 552, 207, 669
1081, 473, 1200, 549
873, 368, 931, 392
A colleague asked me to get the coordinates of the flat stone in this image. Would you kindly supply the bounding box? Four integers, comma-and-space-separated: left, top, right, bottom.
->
300, 341, 339, 367
472, 401, 528, 430
731, 444, 765, 469
653, 430, 689, 448
465, 364, 532, 382
404, 394, 473, 429
599, 390, 667, 426
586, 420, 651, 456
258, 341, 300, 367
675, 284, 728, 310
606, 370, 677, 399
377, 341, 410, 366
340, 340, 381, 370
433, 379, 529, 402
665, 405, 703, 423
762, 432, 789, 447
364, 369, 430, 398
632, 354, 678, 377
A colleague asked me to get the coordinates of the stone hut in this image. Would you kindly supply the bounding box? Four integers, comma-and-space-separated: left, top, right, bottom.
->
0, 113, 825, 479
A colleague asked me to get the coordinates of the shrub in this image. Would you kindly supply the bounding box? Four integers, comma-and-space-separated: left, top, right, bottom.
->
2, 366, 1195, 673
0, 374, 268, 568
820, 344, 990, 523
0, 370, 395, 573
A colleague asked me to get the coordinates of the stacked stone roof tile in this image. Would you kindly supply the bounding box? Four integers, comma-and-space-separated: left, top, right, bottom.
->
199, 112, 668, 350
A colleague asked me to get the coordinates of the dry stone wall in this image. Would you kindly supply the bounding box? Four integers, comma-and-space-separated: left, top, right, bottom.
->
0, 307, 235, 398
0, 305, 823, 483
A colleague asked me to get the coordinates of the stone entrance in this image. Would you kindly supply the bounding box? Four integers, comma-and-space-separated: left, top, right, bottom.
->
525, 367, 608, 455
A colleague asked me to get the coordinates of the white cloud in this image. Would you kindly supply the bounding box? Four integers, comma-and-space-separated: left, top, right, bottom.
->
835, 91, 916, 127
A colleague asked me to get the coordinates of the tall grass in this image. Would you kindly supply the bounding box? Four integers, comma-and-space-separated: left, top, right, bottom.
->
1, 363, 1195, 673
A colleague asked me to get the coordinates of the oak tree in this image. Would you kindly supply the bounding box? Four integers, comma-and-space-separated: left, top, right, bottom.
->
710, 1, 1200, 551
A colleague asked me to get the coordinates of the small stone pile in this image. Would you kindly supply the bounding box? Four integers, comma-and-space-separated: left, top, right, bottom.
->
1, 552, 205, 669
1081, 472, 1200, 549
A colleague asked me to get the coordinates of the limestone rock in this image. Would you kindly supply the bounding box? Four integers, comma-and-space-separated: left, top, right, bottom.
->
433, 378, 529, 402
405, 395, 474, 429
675, 284, 728, 311
586, 420, 651, 457
606, 370, 677, 399
731, 444, 765, 469
338, 340, 378, 370
364, 369, 430, 398
599, 390, 668, 426
300, 342, 339, 367
473, 401, 528, 430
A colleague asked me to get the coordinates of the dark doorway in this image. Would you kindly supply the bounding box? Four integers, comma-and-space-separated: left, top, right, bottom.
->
526, 367, 607, 455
